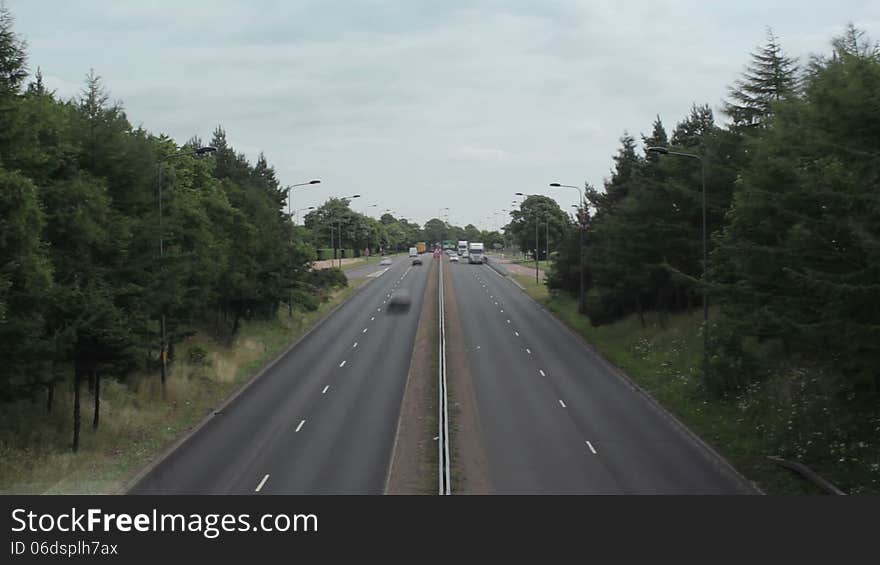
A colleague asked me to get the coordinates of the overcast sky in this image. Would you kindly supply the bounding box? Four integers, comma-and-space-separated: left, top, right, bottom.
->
8, 1, 879, 229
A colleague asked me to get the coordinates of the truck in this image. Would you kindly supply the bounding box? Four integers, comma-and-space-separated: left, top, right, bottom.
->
442, 240, 456, 251
468, 242, 485, 264
457, 240, 469, 257
416, 242, 427, 254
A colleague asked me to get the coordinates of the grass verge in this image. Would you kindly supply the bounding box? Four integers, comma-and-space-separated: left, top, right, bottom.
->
0, 280, 367, 494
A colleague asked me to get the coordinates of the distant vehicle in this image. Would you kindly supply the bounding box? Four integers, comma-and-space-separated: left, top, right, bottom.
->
409, 247, 418, 257
450, 254, 459, 262
445, 249, 455, 256
468, 242, 484, 264
416, 242, 427, 254
387, 288, 411, 312
457, 240, 468, 257
412, 256, 423, 266
380, 257, 392, 266
442, 240, 456, 251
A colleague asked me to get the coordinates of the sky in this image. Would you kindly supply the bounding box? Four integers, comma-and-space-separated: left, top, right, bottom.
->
8, 0, 880, 229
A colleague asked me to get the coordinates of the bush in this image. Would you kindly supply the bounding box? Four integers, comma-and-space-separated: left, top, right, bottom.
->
307, 268, 348, 290
291, 289, 320, 311
187, 345, 211, 367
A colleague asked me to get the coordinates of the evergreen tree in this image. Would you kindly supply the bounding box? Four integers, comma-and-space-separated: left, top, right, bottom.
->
723, 29, 799, 129
0, 2, 27, 97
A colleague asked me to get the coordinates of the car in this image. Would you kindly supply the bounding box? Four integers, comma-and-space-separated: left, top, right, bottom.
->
387, 288, 411, 312
379, 257, 392, 266
412, 256, 423, 265
449, 255, 459, 262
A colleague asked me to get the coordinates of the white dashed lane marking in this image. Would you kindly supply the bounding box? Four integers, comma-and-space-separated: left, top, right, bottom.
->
295, 419, 306, 432
255, 474, 270, 492
558, 399, 566, 408
339, 360, 346, 368
586, 441, 598, 455
539, 370, 546, 376
322, 385, 329, 394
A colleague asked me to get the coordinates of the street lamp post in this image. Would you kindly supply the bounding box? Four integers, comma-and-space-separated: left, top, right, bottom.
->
550, 183, 586, 313
646, 147, 709, 380
286, 180, 321, 225
284, 180, 320, 317
157, 145, 216, 398
292, 206, 315, 225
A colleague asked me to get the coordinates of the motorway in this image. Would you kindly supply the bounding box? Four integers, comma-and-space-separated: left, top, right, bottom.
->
130, 256, 429, 494
130, 252, 754, 494
446, 260, 754, 494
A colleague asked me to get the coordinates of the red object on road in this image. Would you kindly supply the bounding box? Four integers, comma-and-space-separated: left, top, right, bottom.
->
434, 250, 441, 259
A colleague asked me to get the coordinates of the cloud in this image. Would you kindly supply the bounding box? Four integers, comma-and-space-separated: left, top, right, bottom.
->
454, 145, 509, 162
8, 0, 879, 226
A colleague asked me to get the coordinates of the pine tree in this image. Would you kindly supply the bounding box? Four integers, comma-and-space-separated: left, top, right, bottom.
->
0, 2, 27, 97
723, 29, 799, 129
641, 115, 668, 176
671, 104, 716, 147
25, 66, 47, 95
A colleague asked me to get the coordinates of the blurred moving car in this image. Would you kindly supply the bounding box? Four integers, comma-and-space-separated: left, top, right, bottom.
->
449, 255, 459, 262
380, 257, 392, 265
387, 288, 411, 312
412, 256, 423, 265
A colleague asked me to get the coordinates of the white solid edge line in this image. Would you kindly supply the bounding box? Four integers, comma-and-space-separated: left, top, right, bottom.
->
255, 474, 269, 492
295, 419, 306, 432
322, 385, 329, 394
559, 399, 566, 408
586, 441, 597, 455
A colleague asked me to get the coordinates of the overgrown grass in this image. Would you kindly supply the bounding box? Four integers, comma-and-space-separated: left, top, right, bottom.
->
513, 274, 549, 301
0, 280, 366, 494
525, 287, 859, 494
511, 259, 551, 272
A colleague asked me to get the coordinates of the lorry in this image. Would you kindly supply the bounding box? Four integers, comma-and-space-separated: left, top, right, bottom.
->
468, 242, 485, 264
457, 240, 469, 257
416, 242, 427, 254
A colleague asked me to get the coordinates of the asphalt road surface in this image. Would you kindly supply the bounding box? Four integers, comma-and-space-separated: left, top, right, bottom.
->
446, 260, 755, 494
129, 255, 429, 494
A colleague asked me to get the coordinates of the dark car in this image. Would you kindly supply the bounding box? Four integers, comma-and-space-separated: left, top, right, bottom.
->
412, 256, 423, 266
387, 288, 411, 313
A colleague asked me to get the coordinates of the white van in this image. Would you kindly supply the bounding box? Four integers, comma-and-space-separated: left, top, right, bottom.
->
409, 247, 418, 257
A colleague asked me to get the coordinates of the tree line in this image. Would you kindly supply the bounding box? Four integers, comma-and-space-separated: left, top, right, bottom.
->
546, 26, 880, 399
0, 4, 509, 450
